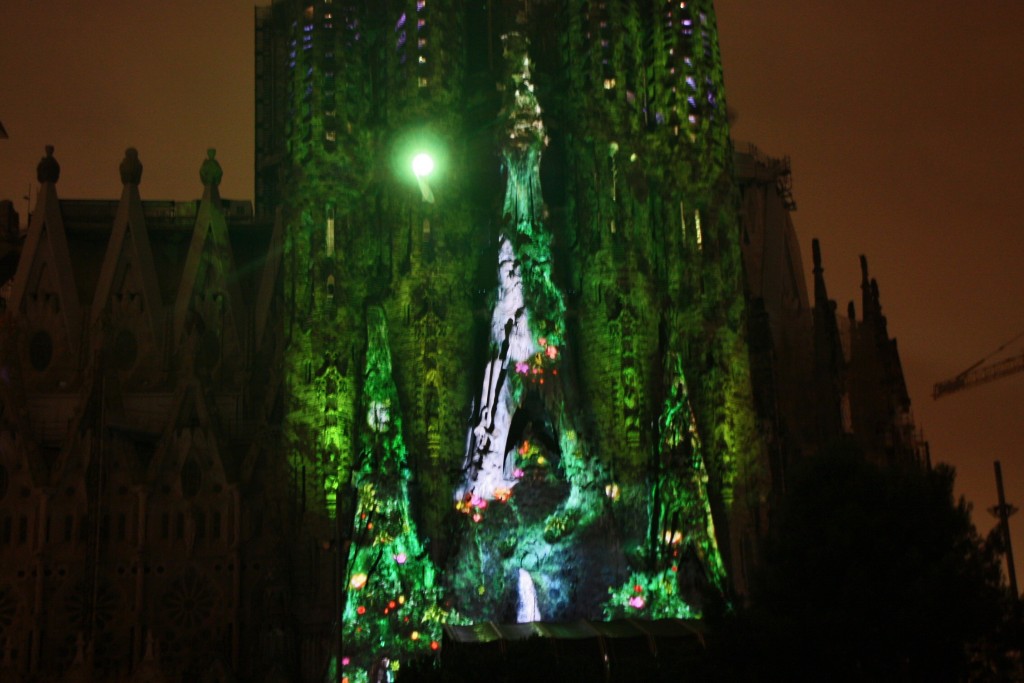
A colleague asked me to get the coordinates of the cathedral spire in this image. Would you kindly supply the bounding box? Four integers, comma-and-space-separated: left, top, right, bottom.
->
859, 254, 875, 323
810, 239, 845, 443
812, 238, 828, 308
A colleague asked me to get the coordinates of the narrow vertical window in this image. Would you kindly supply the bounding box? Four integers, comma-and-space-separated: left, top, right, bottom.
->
326, 206, 336, 256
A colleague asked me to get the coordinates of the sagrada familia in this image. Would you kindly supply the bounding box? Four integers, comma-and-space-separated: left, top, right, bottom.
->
0, 1, 923, 681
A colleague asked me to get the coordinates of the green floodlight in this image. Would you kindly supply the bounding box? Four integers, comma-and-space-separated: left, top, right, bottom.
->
412, 152, 435, 178
412, 151, 436, 203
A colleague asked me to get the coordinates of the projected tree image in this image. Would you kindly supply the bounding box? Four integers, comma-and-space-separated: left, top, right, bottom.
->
448, 27, 725, 626
340, 308, 448, 682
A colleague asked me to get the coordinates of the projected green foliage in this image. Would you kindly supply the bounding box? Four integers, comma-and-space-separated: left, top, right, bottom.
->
604, 570, 698, 620
340, 309, 449, 682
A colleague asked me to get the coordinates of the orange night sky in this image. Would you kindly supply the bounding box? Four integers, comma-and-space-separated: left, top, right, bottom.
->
2, 1, 1023, 584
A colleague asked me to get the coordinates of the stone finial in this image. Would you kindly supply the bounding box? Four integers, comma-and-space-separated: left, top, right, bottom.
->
199, 148, 223, 187
36, 144, 60, 183
120, 147, 143, 185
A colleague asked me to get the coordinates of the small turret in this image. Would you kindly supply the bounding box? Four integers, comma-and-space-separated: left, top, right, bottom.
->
200, 148, 222, 187
119, 147, 143, 185
199, 148, 223, 203
36, 145, 60, 184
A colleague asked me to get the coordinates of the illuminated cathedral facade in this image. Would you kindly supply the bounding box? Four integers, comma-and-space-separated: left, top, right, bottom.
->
0, 2, 923, 681
256, 1, 756, 677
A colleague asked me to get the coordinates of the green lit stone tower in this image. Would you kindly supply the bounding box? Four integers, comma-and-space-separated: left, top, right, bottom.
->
257, 0, 763, 677
256, 4, 477, 669
556, 0, 758, 593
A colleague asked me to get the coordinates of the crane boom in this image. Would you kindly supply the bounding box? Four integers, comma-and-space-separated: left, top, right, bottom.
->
933, 350, 1024, 399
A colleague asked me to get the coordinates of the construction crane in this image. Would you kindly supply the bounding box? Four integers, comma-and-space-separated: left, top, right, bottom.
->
933, 331, 1024, 399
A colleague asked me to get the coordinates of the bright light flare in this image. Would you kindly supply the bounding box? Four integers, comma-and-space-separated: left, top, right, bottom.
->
412, 152, 435, 178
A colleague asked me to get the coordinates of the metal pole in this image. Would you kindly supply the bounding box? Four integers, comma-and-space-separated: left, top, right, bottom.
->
992, 460, 1019, 601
